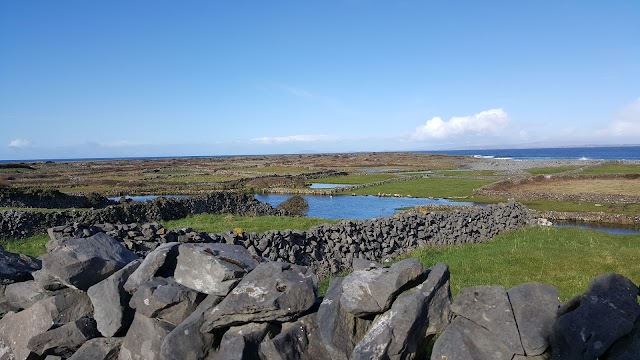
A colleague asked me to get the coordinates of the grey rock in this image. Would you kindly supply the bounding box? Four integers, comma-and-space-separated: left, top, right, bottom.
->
88, 259, 141, 337
0, 289, 93, 360
40, 233, 139, 290
3, 280, 49, 310
119, 313, 174, 360
0, 247, 41, 285
201, 262, 316, 332
340, 258, 425, 317
27, 318, 99, 357
508, 283, 559, 356
602, 316, 640, 360
123, 243, 179, 294
174, 243, 259, 296
451, 285, 524, 355
421, 262, 453, 336
129, 277, 204, 326
212, 322, 275, 360
318, 277, 372, 360
159, 294, 223, 360
431, 316, 515, 360
44, 356, 62, 360
550, 273, 640, 360
68, 337, 123, 360
259, 313, 330, 360
350, 262, 451, 360
32, 269, 67, 291
351, 258, 383, 272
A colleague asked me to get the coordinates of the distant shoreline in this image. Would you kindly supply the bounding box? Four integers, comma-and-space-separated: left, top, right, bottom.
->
2, 145, 640, 163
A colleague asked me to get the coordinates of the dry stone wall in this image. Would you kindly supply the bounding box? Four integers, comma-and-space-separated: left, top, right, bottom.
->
47, 201, 532, 276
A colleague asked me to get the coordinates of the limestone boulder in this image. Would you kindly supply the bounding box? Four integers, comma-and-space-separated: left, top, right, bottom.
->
212, 322, 275, 360
431, 316, 515, 360
88, 259, 141, 337
68, 337, 123, 360
550, 273, 640, 360
123, 243, 179, 294
508, 283, 559, 356
27, 318, 99, 358
259, 313, 330, 360
201, 262, 316, 332
119, 313, 174, 360
0, 247, 41, 285
129, 277, 204, 326
339, 258, 425, 317
451, 285, 524, 356
3, 280, 50, 311
602, 316, 640, 360
40, 233, 139, 290
174, 243, 259, 296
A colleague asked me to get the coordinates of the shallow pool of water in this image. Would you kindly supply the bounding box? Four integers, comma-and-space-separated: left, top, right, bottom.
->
308, 183, 349, 189
553, 221, 640, 235
254, 194, 474, 220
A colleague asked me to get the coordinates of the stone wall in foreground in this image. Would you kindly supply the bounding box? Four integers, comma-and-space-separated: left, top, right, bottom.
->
47, 201, 532, 276
0, 193, 285, 239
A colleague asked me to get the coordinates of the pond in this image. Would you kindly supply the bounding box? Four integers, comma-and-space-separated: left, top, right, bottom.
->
553, 221, 640, 235
254, 194, 475, 220
307, 183, 350, 189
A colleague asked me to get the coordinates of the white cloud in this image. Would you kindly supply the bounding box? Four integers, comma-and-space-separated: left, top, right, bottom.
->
251, 134, 338, 144
8, 139, 31, 148
610, 98, 640, 136
410, 108, 510, 140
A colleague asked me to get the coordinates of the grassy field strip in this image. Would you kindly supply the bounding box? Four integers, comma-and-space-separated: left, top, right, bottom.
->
351, 178, 494, 198
513, 178, 640, 196
525, 166, 582, 175
310, 173, 402, 184
580, 163, 640, 175
404, 226, 640, 301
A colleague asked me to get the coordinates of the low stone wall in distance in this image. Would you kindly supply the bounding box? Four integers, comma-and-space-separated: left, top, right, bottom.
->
48, 200, 533, 276
0, 193, 285, 239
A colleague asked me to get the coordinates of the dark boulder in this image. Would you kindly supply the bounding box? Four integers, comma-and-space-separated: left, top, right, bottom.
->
0, 247, 41, 285
508, 283, 559, 356
212, 322, 276, 360
201, 262, 316, 332
259, 313, 330, 360
431, 316, 515, 360
40, 233, 138, 290
68, 337, 123, 360
123, 242, 179, 294
27, 318, 99, 357
119, 313, 174, 360
129, 277, 204, 326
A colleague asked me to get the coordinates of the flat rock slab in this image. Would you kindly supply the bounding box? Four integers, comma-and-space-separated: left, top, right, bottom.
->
431, 316, 515, 360
159, 294, 223, 360
40, 233, 139, 290
129, 277, 203, 326
451, 285, 524, 356
27, 318, 99, 357
88, 259, 141, 337
123, 242, 179, 294
602, 316, 640, 360
212, 322, 275, 360
318, 277, 372, 360
0, 289, 93, 360
174, 243, 259, 296
550, 273, 640, 360
201, 262, 316, 332
68, 337, 123, 360
0, 247, 41, 285
508, 283, 559, 356
351, 262, 451, 360
3, 280, 49, 311
119, 313, 174, 360
340, 258, 425, 317
259, 313, 331, 360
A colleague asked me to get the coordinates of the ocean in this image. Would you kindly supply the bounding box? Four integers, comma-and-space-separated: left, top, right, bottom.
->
2, 146, 640, 163
421, 146, 640, 161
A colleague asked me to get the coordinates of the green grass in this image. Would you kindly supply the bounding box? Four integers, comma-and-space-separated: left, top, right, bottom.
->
310, 174, 400, 184
525, 166, 581, 175
581, 163, 640, 175
405, 226, 640, 301
351, 178, 494, 198
0, 233, 49, 257
521, 199, 640, 216
436, 170, 499, 177
163, 214, 337, 234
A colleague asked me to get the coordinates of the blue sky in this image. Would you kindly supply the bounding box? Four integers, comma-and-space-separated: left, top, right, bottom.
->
1, 1, 639, 160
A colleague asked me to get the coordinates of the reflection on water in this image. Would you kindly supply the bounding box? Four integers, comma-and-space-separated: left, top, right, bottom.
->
308, 183, 349, 189
553, 221, 640, 235
255, 194, 474, 220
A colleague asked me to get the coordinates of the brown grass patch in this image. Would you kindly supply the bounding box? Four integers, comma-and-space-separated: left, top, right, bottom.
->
512, 178, 640, 196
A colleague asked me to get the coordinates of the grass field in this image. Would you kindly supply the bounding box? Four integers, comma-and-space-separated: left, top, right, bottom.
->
310, 174, 400, 184
581, 163, 640, 175
351, 178, 494, 198
162, 214, 336, 234
525, 166, 581, 175
404, 226, 640, 301
513, 178, 640, 196
0, 233, 49, 257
